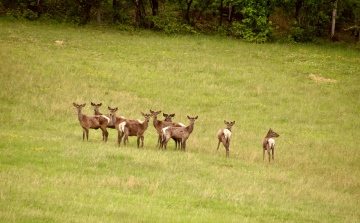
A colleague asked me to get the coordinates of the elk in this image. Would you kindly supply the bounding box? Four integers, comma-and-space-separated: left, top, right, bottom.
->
262, 128, 280, 163
73, 103, 110, 142
121, 112, 152, 148
108, 107, 142, 146
91, 102, 103, 115
163, 113, 175, 122
216, 120, 235, 158
162, 116, 198, 152
150, 110, 185, 150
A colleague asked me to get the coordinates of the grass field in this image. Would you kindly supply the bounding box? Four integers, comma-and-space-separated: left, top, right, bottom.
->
0, 19, 359, 222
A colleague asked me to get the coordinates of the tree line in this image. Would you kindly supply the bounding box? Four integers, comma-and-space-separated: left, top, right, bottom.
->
1, 0, 359, 43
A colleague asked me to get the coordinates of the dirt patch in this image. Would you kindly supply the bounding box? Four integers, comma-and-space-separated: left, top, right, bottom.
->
309, 73, 337, 83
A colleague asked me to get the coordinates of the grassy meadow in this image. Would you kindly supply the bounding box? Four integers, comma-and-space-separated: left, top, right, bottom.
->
0, 19, 359, 222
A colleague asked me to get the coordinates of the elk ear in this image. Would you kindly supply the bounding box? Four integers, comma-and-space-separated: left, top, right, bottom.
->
150, 110, 153, 113
99, 103, 102, 106
171, 114, 175, 117
224, 120, 228, 124
91, 102, 95, 106
115, 107, 118, 112
108, 106, 111, 110
82, 103, 86, 107
232, 121, 235, 125
187, 116, 190, 119
73, 103, 77, 107
163, 113, 167, 117
141, 112, 145, 116
195, 116, 198, 119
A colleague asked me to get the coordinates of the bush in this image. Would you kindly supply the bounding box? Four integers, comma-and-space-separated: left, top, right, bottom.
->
152, 14, 196, 34
287, 25, 316, 43
230, 21, 272, 43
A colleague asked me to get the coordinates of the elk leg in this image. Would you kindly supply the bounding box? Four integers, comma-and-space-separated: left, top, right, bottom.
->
85, 128, 89, 142
82, 128, 86, 141
181, 140, 186, 152
267, 147, 271, 163
217, 140, 221, 150
272, 147, 274, 161
226, 148, 229, 158
141, 135, 144, 147
117, 131, 121, 146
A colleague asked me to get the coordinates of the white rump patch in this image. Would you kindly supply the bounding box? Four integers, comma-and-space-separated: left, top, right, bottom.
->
162, 127, 170, 136
102, 115, 110, 124
268, 138, 275, 149
137, 119, 143, 124
223, 129, 231, 140
179, 123, 185, 127
119, 122, 126, 133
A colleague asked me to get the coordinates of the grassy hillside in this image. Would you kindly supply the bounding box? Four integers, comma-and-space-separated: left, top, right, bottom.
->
0, 19, 359, 222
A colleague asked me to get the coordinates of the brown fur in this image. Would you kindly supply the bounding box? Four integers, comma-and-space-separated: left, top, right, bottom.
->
108, 107, 141, 146
122, 112, 152, 148
216, 120, 235, 158
262, 128, 280, 163
73, 103, 109, 142
150, 110, 184, 150
162, 116, 198, 152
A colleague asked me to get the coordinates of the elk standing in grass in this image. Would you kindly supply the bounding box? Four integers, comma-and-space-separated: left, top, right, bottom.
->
163, 113, 175, 122
121, 112, 152, 148
262, 128, 280, 163
162, 116, 198, 152
150, 110, 185, 150
108, 107, 142, 146
91, 102, 103, 115
216, 120, 235, 158
73, 103, 110, 142
91, 102, 115, 140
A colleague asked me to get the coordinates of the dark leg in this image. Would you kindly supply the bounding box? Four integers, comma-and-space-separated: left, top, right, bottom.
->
226, 148, 229, 158
141, 135, 144, 147
182, 140, 186, 152
83, 128, 86, 141
85, 129, 89, 141
217, 140, 221, 150
272, 147, 274, 161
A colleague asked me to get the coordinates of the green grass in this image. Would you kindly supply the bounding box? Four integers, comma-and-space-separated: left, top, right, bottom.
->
0, 19, 359, 222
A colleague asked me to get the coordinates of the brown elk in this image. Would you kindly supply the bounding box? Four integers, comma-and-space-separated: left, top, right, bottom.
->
91, 102, 103, 115
216, 120, 235, 158
262, 128, 280, 163
163, 113, 175, 122
108, 107, 142, 146
73, 103, 110, 142
162, 116, 198, 152
121, 112, 152, 148
91, 102, 115, 141
150, 110, 185, 149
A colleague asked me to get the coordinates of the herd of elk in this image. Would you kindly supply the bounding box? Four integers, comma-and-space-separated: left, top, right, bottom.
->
73, 102, 280, 162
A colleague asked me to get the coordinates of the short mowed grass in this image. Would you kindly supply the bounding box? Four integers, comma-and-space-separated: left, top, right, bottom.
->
0, 19, 359, 222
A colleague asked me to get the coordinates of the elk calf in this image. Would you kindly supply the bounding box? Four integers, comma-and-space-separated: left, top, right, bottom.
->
121, 112, 152, 148
262, 128, 280, 163
108, 107, 142, 146
216, 120, 235, 158
150, 110, 185, 150
162, 116, 198, 152
73, 103, 110, 142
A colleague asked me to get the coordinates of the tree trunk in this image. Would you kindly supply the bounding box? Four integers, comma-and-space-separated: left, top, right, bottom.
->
97, 0, 102, 26
185, 0, 193, 25
228, 2, 233, 23
295, 0, 302, 25
331, 0, 337, 40
151, 0, 158, 16
219, 0, 223, 26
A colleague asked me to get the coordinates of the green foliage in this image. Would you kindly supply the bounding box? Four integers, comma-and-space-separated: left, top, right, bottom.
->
152, 14, 196, 34
287, 25, 317, 43
226, 0, 274, 42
